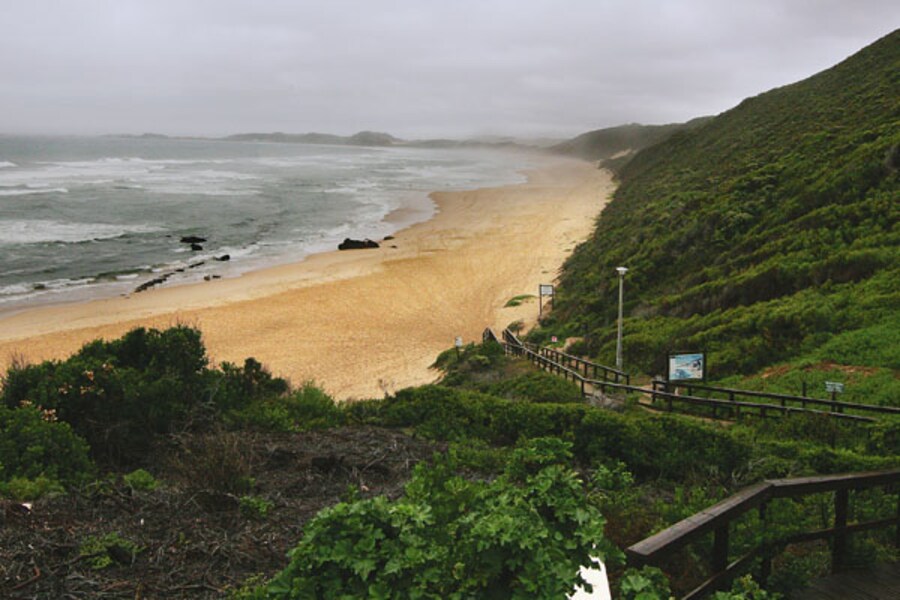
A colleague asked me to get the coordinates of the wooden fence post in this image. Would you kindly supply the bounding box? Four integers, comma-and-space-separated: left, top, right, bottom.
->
759, 502, 771, 584
833, 489, 849, 574
713, 523, 729, 574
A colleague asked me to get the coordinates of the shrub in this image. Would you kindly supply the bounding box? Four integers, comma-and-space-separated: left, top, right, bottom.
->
79, 532, 141, 570
619, 566, 672, 599
0, 475, 65, 501
168, 429, 257, 494
433, 340, 507, 386
123, 468, 159, 492
212, 358, 290, 412
482, 371, 584, 403
376, 386, 751, 481
257, 439, 620, 599
229, 383, 344, 432
1, 326, 211, 465
0, 403, 93, 485
240, 495, 274, 519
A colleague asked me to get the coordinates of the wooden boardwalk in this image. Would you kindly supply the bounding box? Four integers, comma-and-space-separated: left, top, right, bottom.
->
795, 563, 900, 599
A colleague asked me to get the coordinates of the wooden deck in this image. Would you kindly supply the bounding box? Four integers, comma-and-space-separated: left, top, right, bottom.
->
795, 563, 900, 599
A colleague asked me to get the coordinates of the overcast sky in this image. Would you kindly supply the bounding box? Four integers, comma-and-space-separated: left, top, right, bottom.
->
1, 1, 897, 139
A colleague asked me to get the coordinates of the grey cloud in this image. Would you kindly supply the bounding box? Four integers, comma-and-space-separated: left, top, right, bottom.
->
1, 0, 897, 138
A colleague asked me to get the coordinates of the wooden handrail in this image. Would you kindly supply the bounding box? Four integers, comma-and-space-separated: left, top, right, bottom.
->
492, 329, 887, 423
654, 379, 900, 418
626, 468, 900, 598
497, 329, 878, 423
627, 482, 773, 563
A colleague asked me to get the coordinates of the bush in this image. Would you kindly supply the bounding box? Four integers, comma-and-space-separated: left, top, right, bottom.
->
1, 326, 211, 465
0, 403, 92, 486
0, 475, 65, 501
482, 371, 584, 403
256, 439, 620, 599
123, 468, 159, 492
229, 383, 344, 432
433, 340, 508, 387
79, 532, 141, 570
168, 429, 257, 494
376, 386, 751, 481
212, 358, 290, 412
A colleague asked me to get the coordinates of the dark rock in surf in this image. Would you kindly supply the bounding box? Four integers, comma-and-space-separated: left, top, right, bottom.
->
190, 243, 203, 251
338, 238, 380, 250
215, 254, 230, 261
180, 236, 207, 244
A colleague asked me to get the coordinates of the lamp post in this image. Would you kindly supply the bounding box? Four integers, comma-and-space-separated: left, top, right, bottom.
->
615, 267, 628, 371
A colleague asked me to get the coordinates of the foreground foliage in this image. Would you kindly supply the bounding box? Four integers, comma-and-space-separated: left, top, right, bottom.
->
2, 329, 896, 598
245, 439, 618, 599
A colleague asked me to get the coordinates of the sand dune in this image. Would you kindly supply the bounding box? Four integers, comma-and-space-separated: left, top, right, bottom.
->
0, 158, 614, 400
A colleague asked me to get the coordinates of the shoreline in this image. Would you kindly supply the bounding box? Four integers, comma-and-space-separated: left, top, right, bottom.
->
0, 180, 443, 319
0, 157, 614, 399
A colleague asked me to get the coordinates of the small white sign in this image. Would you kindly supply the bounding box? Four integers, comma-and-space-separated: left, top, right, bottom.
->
454, 336, 463, 348
540, 284, 554, 296
825, 381, 844, 393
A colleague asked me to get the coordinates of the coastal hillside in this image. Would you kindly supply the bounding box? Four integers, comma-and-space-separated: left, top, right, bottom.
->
551, 118, 710, 168
544, 30, 900, 387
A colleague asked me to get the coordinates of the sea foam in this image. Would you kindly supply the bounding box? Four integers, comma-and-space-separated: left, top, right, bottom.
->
1, 219, 162, 245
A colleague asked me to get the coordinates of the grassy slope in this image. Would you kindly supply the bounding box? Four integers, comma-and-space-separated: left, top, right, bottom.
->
543, 30, 899, 401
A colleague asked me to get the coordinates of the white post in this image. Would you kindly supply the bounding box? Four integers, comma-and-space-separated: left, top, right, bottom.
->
615, 267, 628, 371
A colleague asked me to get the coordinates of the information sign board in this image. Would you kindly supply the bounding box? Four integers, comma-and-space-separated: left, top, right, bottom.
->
667, 352, 706, 381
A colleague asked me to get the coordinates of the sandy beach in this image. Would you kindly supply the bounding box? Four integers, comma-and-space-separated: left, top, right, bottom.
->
0, 157, 614, 400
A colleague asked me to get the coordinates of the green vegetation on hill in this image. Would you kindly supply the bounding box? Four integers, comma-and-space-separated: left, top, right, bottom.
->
544, 30, 900, 385
551, 118, 711, 168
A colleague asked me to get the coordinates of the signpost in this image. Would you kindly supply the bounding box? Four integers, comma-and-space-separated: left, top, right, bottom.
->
824, 381, 844, 394
667, 352, 706, 382
825, 381, 844, 411
538, 284, 554, 317
455, 336, 463, 359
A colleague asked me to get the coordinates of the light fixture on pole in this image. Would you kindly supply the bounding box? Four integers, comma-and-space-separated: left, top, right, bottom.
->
615, 266, 628, 371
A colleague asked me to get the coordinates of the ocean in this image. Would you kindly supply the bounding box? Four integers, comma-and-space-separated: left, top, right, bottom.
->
0, 135, 536, 312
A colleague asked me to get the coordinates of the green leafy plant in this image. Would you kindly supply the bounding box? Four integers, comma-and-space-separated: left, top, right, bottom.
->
0, 474, 65, 501
240, 495, 274, 519
1, 326, 210, 464
0, 402, 93, 485
712, 575, 782, 599
505, 294, 535, 307
123, 468, 159, 492
256, 439, 620, 598
619, 566, 673, 599
229, 382, 344, 432
79, 532, 141, 570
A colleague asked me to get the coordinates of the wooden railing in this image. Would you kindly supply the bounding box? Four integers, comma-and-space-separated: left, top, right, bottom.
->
654, 380, 900, 420
493, 329, 883, 423
529, 344, 629, 385
625, 468, 900, 599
